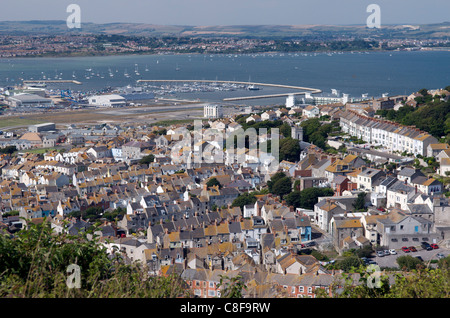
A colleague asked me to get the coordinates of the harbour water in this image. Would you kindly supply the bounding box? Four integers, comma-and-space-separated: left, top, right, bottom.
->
0, 50, 449, 105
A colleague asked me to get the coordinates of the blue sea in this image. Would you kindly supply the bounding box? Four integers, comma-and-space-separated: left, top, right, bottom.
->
0, 50, 449, 105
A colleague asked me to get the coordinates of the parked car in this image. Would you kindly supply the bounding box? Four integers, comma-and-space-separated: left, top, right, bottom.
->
437, 253, 445, 259
389, 249, 397, 255
376, 251, 385, 257
415, 256, 424, 262
401, 246, 410, 253
383, 250, 390, 256
421, 242, 433, 251
431, 243, 439, 249
409, 246, 417, 252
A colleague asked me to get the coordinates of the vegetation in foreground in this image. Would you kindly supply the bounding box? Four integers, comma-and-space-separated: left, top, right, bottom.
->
0, 220, 189, 298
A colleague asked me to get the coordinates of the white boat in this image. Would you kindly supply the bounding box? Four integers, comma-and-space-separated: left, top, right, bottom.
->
247, 84, 260, 91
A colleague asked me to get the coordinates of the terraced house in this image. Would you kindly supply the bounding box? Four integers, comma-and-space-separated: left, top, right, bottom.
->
340, 110, 438, 156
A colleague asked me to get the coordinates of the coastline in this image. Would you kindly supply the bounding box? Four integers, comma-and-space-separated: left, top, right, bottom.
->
3, 48, 444, 60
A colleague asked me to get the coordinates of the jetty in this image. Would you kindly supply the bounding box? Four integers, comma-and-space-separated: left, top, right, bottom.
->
23, 80, 82, 85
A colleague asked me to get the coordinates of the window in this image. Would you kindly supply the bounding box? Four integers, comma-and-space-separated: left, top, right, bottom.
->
208, 290, 216, 297
299, 286, 304, 293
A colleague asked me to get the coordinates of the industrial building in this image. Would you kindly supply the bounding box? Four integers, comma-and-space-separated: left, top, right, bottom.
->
7, 93, 54, 108
87, 94, 126, 107
28, 123, 56, 133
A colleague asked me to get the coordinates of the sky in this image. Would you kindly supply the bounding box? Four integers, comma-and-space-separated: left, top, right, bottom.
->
1, 0, 449, 26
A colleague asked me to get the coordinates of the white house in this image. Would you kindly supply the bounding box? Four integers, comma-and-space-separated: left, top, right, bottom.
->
261, 111, 276, 121
303, 105, 320, 118
440, 158, 450, 177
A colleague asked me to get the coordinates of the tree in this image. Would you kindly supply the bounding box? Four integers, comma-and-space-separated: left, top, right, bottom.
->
285, 191, 302, 208
0, 220, 190, 297
337, 256, 363, 272
353, 192, 367, 211
302, 187, 334, 210
217, 275, 246, 298
0, 145, 16, 154
285, 187, 334, 210
206, 177, 222, 189
267, 172, 288, 193
396, 255, 424, 271
355, 245, 374, 258
418, 88, 429, 96
139, 154, 154, 165
279, 137, 301, 162
271, 176, 292, 199
279, 122, 292, 138
232, 192, 257, 209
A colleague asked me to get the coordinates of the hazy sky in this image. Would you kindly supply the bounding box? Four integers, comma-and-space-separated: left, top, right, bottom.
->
1, 0, 449, 25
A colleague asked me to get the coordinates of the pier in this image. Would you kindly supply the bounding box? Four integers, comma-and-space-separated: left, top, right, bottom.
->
23, 80, 82, 85
223, 91, 313, 101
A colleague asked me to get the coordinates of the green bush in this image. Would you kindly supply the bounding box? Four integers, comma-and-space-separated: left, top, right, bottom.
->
0, 219, 189, 298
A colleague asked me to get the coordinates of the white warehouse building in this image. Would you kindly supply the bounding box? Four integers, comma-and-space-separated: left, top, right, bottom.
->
87, 94, 126, 107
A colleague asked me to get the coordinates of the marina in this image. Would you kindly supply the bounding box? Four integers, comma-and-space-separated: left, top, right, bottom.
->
0, 50, 449, 106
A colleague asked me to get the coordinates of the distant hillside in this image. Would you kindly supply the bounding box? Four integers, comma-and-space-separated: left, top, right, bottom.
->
0, 20, 449, 39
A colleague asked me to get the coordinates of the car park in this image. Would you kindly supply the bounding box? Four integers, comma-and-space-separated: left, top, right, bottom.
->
389, 249, 397, 255
401, 246, 410, 253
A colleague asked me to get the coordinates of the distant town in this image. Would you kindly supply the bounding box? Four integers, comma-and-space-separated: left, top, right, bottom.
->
1, 76, 450, 297
0, 33, 449, 58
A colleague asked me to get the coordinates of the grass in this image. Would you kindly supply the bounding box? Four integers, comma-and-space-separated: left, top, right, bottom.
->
154, 118, 203, 126
23, 147, 59, 154
0, 104, 204, 129
0, 117, 45, 128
